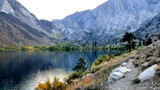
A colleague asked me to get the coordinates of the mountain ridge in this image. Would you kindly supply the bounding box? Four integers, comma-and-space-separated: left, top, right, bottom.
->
52, 0, 160, 45
0, 0, 160, 46
0, 0, 59, 46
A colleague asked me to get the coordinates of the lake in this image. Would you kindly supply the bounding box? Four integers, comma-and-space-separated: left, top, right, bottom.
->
0, 50, 123, 89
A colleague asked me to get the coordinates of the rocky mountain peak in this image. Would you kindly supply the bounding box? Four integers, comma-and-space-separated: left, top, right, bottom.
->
0, 0, 14, 14
51, 0, 160, 45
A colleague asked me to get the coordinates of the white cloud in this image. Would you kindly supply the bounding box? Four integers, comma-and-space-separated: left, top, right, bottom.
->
17, 0, 107, 21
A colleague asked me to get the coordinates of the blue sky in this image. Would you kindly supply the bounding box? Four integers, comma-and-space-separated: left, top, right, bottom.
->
17, 0, 107, 21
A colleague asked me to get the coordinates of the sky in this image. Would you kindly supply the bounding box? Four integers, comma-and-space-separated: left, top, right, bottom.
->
17, 0, 107, 21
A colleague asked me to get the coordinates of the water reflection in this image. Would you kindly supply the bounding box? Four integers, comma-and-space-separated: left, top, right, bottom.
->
0, 50, 123, 89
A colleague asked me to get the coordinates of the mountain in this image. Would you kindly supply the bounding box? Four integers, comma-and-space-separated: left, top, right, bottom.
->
0, 0, 59, 46
52, 0, 160, 45
134, 12, 160, 39
0, 0, 160, 46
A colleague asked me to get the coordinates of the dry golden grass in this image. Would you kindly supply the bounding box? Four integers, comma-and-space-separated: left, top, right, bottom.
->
66, 53, 134, 90
155, 64, 160, 71
66, 77, 94, 90
154, 64, 160, 83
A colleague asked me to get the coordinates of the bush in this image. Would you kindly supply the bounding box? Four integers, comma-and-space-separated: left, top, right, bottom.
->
36, 77, 66, 90
52, 77, 66, 90
97, 55, 104, 62
46, 78, 52, 90
94, 59, 100, 66
36, 83, 48, 90
91, 54, 112, 68
104, 54, 110, 61
27, 47, 34, 50
68, 71, 83, 80
110, 54, 115, 58
0, 48, 4, 51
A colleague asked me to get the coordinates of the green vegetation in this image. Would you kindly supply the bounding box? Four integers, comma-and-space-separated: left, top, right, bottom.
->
91, 54, 115, 69
72, 58, 87, 72
121, 32, 136, 52
66, 58, 87, 83
36, 77, 66, 90
34, 46, 129, 90
0, 43, 125, 52
66, 51, 133, 90
68, 71, 83, 82
0, 48, 4, 51
53, 33, 61, 39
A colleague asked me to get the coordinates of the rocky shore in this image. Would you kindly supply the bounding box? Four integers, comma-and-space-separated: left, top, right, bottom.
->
67, 41, 160, 90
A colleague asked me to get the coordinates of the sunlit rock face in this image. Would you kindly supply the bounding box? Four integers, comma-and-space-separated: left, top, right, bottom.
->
0, 0, 38, 29
0, 0, 160, 46
0, 0, 61, 46
52, 0, 160, 45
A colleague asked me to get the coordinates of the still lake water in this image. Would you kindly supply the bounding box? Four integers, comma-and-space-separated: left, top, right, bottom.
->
0, 50, 123, 90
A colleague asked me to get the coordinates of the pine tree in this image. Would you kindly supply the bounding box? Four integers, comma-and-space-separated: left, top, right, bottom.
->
145, 37, 152, 46
121, 32, 136, 52
72, 58, 87, 72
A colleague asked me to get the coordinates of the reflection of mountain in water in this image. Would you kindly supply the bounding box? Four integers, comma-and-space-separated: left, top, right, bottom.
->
0, 50, 123, 89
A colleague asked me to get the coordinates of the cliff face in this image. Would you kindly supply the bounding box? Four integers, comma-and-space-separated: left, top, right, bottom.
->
134, 13, 160, 39
0, 0, 160, 46
52, 0, 160, 45
0, 0, 59, 46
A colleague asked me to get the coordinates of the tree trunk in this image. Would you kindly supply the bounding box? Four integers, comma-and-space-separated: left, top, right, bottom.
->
128, 41, 132, 52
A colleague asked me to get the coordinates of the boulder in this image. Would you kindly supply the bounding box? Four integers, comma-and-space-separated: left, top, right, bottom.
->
142, 62, 149, 68
138, 64, 158, 82
121, 62, 127, 67
112, 67, 131, 74
156, 58, 160, 63
108, 72, 125, 82
145, 57, 156, 62
108, 66, 131, 82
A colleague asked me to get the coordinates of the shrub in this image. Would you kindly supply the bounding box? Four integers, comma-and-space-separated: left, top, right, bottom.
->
0, 48, 4, 51
104, 54, 110, 61
20, 46, 28, 51
91, 54, 112, 68
36, 83, 48, 90
48, 46, 54, 51
94, 59, 100, 66
52, 77, 66, 90
46, 78, 52, 90
68, 71, 83, 80
133, 60, 139, 67
110, 54, 115, 58
27, 47, 34, 50
97, 55, 104, 62
36, 77, 66, 90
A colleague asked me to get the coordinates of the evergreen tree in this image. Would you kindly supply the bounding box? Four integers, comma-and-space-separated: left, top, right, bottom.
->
145, 37, 152, 46
72, 58, 87, 72
121, 32, 136, 52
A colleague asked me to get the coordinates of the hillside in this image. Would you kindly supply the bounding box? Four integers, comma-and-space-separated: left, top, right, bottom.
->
66, 42, 160, 90
0, 0, 160, 46
135, 12, 160, 39
0, 0, 59, 46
